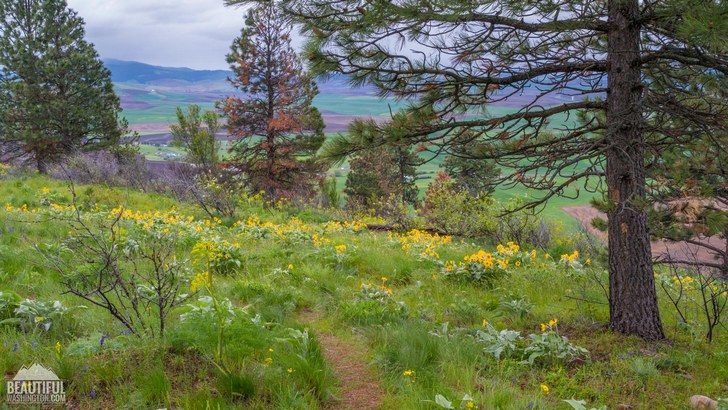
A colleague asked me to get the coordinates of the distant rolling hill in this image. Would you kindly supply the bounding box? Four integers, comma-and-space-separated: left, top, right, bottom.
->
105, 59, 231, 84
105, 59, 393, 132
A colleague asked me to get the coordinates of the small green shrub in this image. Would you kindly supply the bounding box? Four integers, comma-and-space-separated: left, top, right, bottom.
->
496, 297, 534, 320
524, 331, 590, 367
475, 323, 523, 360
0, 298, 79, 333
0, 291, 21, 320
420, 173, 496, 238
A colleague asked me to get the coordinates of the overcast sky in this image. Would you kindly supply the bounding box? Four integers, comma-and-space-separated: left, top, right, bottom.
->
66, 0, 252, 70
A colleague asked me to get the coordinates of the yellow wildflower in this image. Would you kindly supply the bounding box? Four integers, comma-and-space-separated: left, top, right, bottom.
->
55, 341, 61, 354
287, 368, 295, 373
264, 357, 273, 364
540, 384, 549, 395
403, 370, 415, 376
540, 323, 547, 332
190, 271, 211, 292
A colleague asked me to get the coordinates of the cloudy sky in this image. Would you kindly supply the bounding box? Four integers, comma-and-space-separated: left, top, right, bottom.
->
66, 0, 253, 70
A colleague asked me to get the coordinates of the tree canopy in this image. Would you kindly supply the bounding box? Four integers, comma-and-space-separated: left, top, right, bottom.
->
0, 0, 127, 173
343, 119, 419, 209
171, 104, 221, 170
220, 2, 326, 200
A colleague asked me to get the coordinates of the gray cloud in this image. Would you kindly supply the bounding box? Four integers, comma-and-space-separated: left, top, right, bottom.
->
66, 0, 251, 69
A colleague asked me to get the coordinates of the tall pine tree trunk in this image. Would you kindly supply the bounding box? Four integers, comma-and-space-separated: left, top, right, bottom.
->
35, 148, 48, 174
606, 0, 664, 340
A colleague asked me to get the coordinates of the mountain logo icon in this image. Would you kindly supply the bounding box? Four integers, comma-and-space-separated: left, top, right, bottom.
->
13, 363, 61, 381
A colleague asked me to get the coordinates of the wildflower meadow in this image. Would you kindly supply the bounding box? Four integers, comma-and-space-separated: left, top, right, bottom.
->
0, 174, 726, 409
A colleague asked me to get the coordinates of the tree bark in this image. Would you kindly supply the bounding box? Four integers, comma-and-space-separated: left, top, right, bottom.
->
36, 149, 48, 174
606, 0, 664, 340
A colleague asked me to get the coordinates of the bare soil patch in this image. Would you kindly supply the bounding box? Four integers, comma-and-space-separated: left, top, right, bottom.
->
562, 205, 725, 266
299, 311, 385, 410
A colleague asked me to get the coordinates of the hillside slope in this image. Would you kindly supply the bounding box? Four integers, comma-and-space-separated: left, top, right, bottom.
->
0, 174, 725, 409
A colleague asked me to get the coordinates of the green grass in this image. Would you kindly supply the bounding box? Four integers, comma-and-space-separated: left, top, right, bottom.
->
0, 173, 724, 409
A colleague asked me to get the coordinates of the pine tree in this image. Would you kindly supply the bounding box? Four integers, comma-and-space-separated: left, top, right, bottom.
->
219, 3, 325, 200
442, 133, 499, 196
343, 145, 418, 209
340, 117, 419, 209
0, 0, 126, 173
235, 0, 728, 340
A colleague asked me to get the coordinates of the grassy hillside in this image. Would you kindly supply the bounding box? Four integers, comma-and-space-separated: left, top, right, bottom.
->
0, 173, 726, 409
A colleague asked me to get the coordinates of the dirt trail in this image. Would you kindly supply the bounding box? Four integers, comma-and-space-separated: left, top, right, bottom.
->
298, 311, 385, 410
562, 204, 725, 266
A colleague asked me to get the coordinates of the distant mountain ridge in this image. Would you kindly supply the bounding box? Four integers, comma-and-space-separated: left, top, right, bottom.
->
104, 59, 231, 84
103, 59, 354, 89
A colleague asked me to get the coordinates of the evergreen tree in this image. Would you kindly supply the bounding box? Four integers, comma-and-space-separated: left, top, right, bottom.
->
0, 0, 127, 173
442, 133, 499, 196
219, 2, 325, 200
170, 104, 221, 170
237, 0, 728, 340
342, 118, 419, 209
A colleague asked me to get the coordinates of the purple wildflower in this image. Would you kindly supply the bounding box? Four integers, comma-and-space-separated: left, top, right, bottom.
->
100, 332, 109, 347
